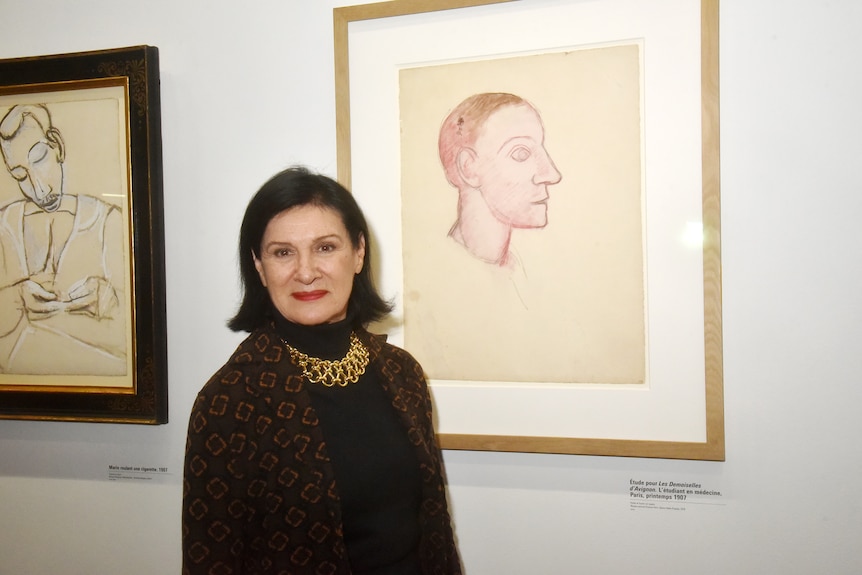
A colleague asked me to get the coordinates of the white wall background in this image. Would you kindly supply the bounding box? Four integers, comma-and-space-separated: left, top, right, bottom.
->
1, 1, 860, 573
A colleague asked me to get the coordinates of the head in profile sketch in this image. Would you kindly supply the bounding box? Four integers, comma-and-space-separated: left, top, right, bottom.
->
438, 92, 562, 267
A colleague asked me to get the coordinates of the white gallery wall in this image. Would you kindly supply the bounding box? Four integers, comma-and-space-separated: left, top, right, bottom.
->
0, 0, 860, 573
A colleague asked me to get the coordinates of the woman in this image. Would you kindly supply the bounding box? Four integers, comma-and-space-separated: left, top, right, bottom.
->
182, 167, 462, 575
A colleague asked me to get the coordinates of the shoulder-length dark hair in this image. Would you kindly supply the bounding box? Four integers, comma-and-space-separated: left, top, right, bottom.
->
228, 166, 392, 332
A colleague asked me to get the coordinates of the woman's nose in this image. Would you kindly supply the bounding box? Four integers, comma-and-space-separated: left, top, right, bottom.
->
294, 252, 317, 283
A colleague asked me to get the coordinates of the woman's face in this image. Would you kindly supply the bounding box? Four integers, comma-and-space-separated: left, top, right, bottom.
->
470, 103, 562, 228
253, 204, 365, 325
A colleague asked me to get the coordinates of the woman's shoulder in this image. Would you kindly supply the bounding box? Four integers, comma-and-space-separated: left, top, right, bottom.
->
196, 326, 287, 397
360, 329, 410, 358
360, 328, 425, 380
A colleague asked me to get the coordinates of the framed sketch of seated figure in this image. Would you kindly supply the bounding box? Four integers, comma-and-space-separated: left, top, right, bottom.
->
0, 103, 127, 377
0, 45, 167, 424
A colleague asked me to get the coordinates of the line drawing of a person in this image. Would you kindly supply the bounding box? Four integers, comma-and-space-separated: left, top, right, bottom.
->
438, 92, 562, 268
0, 103, 127, 376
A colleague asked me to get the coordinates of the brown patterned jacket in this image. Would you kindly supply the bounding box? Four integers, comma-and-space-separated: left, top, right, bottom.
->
182, 325, 462, 575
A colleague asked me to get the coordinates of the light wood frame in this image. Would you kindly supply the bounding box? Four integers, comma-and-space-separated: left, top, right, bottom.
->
334, 0, 723, 460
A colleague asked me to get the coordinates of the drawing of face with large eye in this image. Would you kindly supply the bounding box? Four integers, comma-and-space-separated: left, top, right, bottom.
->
458, 103, 561, 228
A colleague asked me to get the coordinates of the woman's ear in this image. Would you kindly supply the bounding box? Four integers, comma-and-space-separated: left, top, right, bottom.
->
252, 249, 267, 287
354, 233, 366, 274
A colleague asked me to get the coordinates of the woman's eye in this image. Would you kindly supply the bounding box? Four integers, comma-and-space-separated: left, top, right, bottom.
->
274, 248, 293, 257
319, 244, 335, 253
510, 146, 531, 162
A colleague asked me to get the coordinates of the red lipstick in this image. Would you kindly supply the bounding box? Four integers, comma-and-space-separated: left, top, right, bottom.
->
292, 290, 327, 302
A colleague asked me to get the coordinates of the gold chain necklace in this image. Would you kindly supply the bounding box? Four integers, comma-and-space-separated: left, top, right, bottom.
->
281, 332, 369, 387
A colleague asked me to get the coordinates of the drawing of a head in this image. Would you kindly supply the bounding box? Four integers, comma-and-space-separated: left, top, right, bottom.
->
0, 104, 66, 212
438, 92, 561, 229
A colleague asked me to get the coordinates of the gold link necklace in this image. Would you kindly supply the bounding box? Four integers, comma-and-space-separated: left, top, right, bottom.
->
281, 332, 369, 387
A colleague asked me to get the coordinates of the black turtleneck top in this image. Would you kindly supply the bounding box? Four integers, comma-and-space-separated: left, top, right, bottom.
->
274, 313, 423, 575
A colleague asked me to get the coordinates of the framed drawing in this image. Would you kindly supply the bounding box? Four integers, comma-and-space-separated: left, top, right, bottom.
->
334, 0, 723, 459
0, 46, 167, 424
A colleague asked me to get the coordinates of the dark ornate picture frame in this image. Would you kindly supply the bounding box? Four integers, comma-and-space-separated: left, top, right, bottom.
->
0, 46, 167, 423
